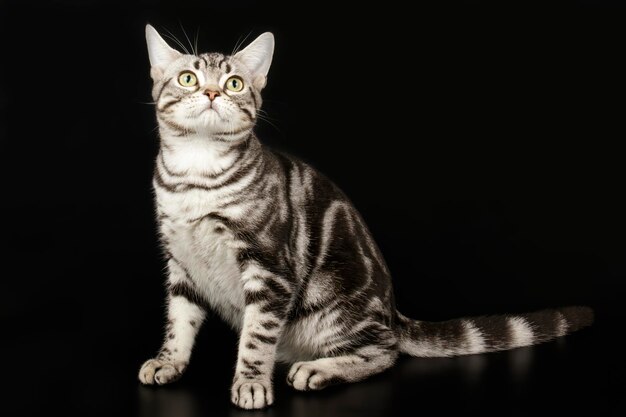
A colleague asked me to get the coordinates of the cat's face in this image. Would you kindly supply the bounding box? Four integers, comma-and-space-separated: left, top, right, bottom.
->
146, 25, 274, 139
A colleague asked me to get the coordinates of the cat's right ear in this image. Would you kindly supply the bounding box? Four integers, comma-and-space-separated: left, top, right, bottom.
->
145, 24, 182, 80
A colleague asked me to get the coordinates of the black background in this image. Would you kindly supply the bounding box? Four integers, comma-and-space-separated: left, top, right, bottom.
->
1, 1, 624, 416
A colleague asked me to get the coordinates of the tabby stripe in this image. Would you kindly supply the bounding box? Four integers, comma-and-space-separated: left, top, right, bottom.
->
200, 154, 260, 191
213, 124, 254, 137
195, 145, 261, 190
166, 253, 193, 280
264, 276, 292, 301
261, 320, 279, 330
331, 323, 392, 353
244, 277, 291, 318
472, 316, 511, 350
158, 114, 193, 134
241, 107, 254, 121
215, 171, 268, 209
254, 277, 292, 318
249, 332, 277, 345
250, 90, 258, 108
354, 214, 388, 272
159, 98, 180, 112
245, 288, 271, 305
242, 359, 262, 375
158, 152, 183, 177
189, 212, 236, 228
153, 168, 180, 193
169, 281, 205, 306
217, 57, 225, 68
155, 146, 261, 193
260, 303, 288, 319
524, 310, 559, 341
160, 135, 252, 181
200, 137, 253, 179
221, 135, 252, 157
156, 77, 173, 101
277, 152, 294, 231
237, 248, 289, 278
288, 297, 338, 320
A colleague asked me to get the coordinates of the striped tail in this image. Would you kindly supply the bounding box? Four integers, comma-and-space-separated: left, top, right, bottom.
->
396, 306, 593, 357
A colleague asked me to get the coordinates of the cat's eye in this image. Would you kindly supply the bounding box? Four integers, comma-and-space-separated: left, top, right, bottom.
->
178, 72, 198, 87
225, 76, 244, 92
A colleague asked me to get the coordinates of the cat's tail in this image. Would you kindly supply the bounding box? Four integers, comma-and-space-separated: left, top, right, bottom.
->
395, 306, 593, 357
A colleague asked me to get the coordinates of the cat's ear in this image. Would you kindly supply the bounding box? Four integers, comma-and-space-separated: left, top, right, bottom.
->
234, 32, 275, 90
145, 24, 182, 80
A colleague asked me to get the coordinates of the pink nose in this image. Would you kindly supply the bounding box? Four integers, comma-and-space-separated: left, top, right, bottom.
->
205, 90, 221, 101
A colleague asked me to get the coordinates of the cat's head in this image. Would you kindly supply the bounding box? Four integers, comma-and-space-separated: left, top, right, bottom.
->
145, 24, 274, 139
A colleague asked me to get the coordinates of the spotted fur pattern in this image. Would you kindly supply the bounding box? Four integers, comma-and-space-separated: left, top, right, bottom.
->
138, 25, 594, 409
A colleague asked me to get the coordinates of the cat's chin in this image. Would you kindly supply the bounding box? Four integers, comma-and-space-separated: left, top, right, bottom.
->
194, 123, 251, 139
198, 107, 223, 122
196, 117, 250, 137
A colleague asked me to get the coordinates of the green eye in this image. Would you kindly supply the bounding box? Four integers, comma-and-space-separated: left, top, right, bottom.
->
225, 76, 244, 92
178, 72, 197, 87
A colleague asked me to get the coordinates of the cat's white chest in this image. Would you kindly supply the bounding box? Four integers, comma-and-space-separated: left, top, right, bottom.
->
158, 192, 245, 329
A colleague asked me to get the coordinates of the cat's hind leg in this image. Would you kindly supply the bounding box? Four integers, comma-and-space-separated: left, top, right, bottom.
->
286, 345, 398, 391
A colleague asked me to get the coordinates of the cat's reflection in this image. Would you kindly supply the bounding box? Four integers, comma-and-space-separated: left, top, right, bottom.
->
509, 347, 534, 382
138, 348, 536, 417
286, 375, 394, 417
138, 386, 200, 417
223, 366, 394, 417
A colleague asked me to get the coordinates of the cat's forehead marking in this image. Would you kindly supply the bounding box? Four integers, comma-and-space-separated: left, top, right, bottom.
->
196, 53, 231, 74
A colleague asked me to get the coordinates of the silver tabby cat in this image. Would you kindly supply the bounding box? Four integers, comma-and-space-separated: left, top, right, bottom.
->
138, 25, 593, 410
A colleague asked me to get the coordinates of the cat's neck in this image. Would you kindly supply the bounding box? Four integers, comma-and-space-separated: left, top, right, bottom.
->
159, 131, 260, 177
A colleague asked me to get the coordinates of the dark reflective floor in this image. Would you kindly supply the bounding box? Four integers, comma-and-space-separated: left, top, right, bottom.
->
129, 326, 622, 417
2, 236, 623, 417
7, 317, 618, 417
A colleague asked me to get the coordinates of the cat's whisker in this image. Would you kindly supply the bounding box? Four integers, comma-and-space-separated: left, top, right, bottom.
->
256, 114, 281, 132
261, 98, 289, 105
179, 21, 196, 56
194, 28, 200, 57
231, 31, 253, 56
162, 28, 190, 54
256, 109, 279, 122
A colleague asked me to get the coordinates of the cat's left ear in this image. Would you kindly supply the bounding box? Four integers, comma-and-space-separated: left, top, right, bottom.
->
234, 32, 275, 90
145, 24, 182, 80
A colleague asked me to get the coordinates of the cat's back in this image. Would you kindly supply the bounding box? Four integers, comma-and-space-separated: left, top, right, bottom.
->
267, 148, 350, 209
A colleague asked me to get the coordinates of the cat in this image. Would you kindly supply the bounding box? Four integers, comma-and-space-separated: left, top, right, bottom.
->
138, 24, 593, 410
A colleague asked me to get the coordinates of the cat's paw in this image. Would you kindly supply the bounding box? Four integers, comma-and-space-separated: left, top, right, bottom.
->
138, 358, 186, 385
231, 379, 273, 410
287, 361, 341, 391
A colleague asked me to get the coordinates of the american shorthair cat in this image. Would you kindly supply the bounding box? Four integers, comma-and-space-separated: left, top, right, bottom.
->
138, 24, 593, 409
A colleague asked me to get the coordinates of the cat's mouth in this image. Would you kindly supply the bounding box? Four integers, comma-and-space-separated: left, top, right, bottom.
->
204, 106, 221, 116
199, 107, 228, 127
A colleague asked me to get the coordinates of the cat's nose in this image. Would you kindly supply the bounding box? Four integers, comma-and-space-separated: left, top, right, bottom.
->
204, 90, 221, 101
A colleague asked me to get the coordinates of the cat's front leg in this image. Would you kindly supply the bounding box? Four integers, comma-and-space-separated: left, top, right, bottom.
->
231, 260, 292, 409
139, 259, 206, 385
